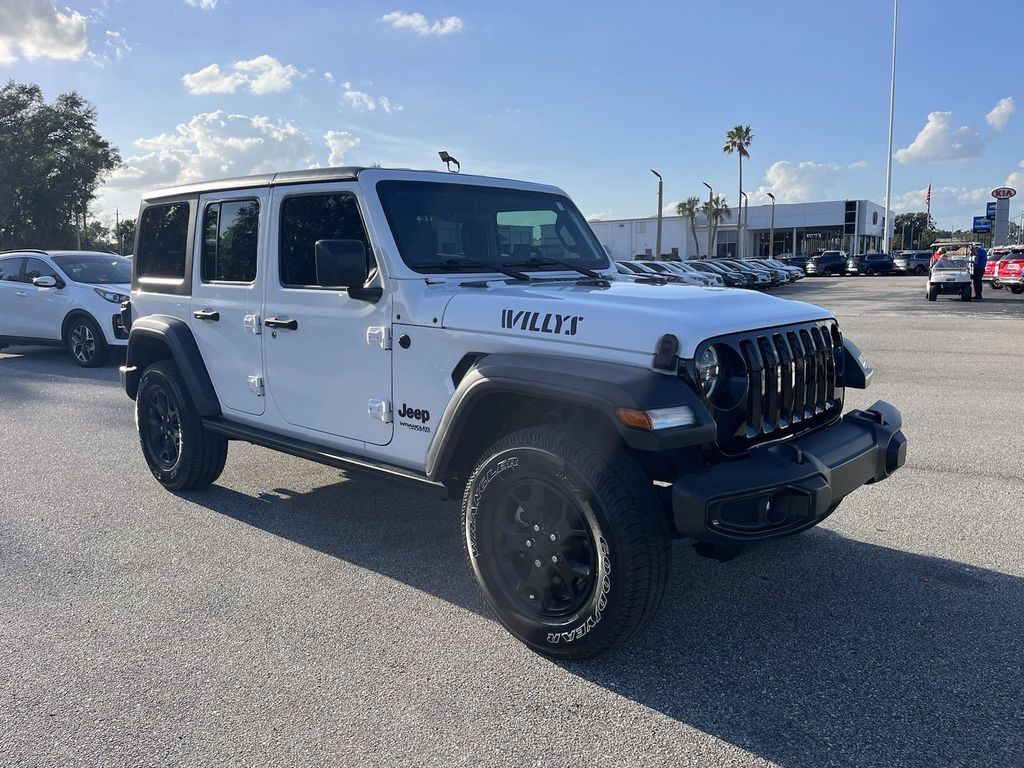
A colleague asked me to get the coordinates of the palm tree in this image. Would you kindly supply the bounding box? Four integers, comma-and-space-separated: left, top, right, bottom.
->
702, 195, 731, 259
723, 124, 753, 258
676, 196, 702, 259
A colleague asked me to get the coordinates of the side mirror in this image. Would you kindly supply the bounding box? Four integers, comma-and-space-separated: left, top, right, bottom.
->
33, 275, 58, 288
314, 239, 381, 302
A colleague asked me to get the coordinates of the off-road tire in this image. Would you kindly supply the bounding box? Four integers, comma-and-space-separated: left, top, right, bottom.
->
961, 285, 972, 301
136, 360, 228, 491
461, 425, 670, 660
66, 315, 108, 368
1012, 286, 1024, 295
927, 286, 938, 301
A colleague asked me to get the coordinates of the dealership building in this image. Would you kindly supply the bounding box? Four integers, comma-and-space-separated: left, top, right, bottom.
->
588, 199, 891, 261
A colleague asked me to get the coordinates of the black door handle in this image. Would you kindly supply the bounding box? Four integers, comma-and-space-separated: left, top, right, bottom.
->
193, 309, 220, 321
264, 317, 298, 330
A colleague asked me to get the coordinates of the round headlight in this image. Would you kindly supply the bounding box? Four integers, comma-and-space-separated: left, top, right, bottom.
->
697, 346, 721, 396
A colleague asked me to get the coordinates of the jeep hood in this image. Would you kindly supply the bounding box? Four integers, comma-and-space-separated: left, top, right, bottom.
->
440, 279, 832, 358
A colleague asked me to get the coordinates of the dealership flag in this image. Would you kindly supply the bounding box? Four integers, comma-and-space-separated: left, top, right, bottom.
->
925, 184, 931, 215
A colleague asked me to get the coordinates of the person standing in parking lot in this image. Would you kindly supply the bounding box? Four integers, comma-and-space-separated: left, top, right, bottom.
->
974, 246, 987, 299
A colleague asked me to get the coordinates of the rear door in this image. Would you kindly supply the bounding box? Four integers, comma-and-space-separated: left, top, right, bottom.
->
0, 257, 28, 337
191, 192, 267, 416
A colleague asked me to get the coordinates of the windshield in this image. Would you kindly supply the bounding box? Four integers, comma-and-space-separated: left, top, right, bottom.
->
377, 181, 610, 274
52, 254, 131, 284
933, 259, 969, 271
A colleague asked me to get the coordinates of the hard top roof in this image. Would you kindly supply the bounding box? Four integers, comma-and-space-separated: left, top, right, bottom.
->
141, 166, 557, 201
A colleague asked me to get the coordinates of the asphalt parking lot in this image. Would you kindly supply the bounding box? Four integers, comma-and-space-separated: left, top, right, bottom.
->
2, 275, 1022, 768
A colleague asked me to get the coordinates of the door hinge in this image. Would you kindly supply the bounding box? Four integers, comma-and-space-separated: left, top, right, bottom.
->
366, 326, 391, 350
247, 375, 264, 396
244, 313, 262, 335
367, 398, 392, 423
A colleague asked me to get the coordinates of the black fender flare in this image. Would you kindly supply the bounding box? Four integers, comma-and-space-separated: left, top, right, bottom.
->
424, 352, 716, 481
121, 315, 220, 416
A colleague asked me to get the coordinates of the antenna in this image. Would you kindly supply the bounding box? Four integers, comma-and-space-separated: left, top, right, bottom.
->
438, 151, 460, 174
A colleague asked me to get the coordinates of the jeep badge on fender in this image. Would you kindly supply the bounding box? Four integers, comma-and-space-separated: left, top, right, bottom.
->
119, 165, 907, 660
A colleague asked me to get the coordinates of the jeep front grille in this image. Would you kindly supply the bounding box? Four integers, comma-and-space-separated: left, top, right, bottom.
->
694, 320, 844, 453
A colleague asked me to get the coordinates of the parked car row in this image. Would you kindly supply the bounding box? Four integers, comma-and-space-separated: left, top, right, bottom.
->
983, 245, 1024, 294
615, 258, 804, 290
804, 249, 949, 277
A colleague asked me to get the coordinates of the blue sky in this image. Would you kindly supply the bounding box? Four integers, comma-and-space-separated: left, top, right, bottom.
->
2, 0, 1020, 230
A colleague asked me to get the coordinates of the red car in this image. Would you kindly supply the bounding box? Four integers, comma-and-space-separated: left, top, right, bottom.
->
985, 246, 1024, 294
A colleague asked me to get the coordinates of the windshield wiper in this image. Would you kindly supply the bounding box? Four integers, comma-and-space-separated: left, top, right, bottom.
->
437, 257, 531, 281
503, 256, 603, 280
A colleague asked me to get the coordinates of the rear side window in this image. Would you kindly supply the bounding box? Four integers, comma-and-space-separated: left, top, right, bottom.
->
0, 257, 24, 282
137, 203, 190, 279
279, 193, 371, 288
202, 199, 259, 283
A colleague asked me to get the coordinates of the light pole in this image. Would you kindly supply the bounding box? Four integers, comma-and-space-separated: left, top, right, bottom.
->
740, 191, 748, 259
651, 169, 663, 260
702, 181, 713, 259
767, 192, 776, 260
882, 0, 898, 253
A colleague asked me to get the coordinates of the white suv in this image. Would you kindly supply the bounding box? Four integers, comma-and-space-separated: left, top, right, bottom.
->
0, 250, 131, 366
120, 166, 906, 659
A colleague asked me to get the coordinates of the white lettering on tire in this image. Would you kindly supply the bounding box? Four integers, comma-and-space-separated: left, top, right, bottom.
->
546, 536, 610, 644
466, 456, 519, 558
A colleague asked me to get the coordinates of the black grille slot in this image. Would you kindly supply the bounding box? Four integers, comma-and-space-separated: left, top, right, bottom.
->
698, 320, 844, 452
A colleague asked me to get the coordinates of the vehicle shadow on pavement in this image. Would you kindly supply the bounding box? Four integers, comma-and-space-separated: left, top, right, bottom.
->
189, 473, 1022, 767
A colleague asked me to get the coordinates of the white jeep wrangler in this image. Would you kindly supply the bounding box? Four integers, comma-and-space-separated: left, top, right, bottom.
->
120, 167, 906, 658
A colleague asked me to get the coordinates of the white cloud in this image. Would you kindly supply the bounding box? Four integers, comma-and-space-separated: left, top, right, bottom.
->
104, 110, 317, 194
342, 82, 403, 113
233, 54, 299, 95
323, 71, 334, 82
1005, 161, 1024, 192
182, 55, 299, 95
185, 0, 218, 9
0, 0, 89, 63
986, 96, 1014, 130
585, 211, 609, 221
324, 130, 360, 165
749, 160, 864, 204
182, 63, 247, 94
380, 10, 463, 36
895, 111, 986, 164
891, 185, 989, 213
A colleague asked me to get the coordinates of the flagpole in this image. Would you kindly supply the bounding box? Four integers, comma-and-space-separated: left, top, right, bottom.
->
882, 0, 898, 253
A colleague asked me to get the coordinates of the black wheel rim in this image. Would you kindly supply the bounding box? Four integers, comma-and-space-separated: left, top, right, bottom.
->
70, 323, 95, 364
481, 477, 597, 620
144, 388, 181, 470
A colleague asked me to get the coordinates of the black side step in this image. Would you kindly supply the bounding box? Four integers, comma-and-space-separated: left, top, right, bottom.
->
203, 418, 443, 489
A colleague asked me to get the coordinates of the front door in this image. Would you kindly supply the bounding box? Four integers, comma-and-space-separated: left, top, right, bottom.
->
0, 257, 29, 337
190, 191, 267, 416
21, 257, 68, 341
262, 184, 393, 445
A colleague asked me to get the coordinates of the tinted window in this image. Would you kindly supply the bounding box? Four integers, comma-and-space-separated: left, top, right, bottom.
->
279, 193, 371, 288
23, 257, 59, 281
0, 257, 24, 282
202, 199, 259, 282
377, 181, 609, 274
52, 254, 131, 284
137, 203, 191, 279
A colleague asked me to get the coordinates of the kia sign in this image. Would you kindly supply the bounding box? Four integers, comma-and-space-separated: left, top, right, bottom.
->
991, 187, 1016, 199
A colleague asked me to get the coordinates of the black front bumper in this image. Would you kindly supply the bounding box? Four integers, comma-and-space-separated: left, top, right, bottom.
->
673, 400, 906, 543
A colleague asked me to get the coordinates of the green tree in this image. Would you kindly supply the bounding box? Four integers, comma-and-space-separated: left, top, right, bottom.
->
0, 81, 120, 249
676, 196, 702, 258
81, 218, 117, 252
893, 211, 933, 249
116, 217, 136, 255
702, 194, 731, 259
723, 124, 753, 257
